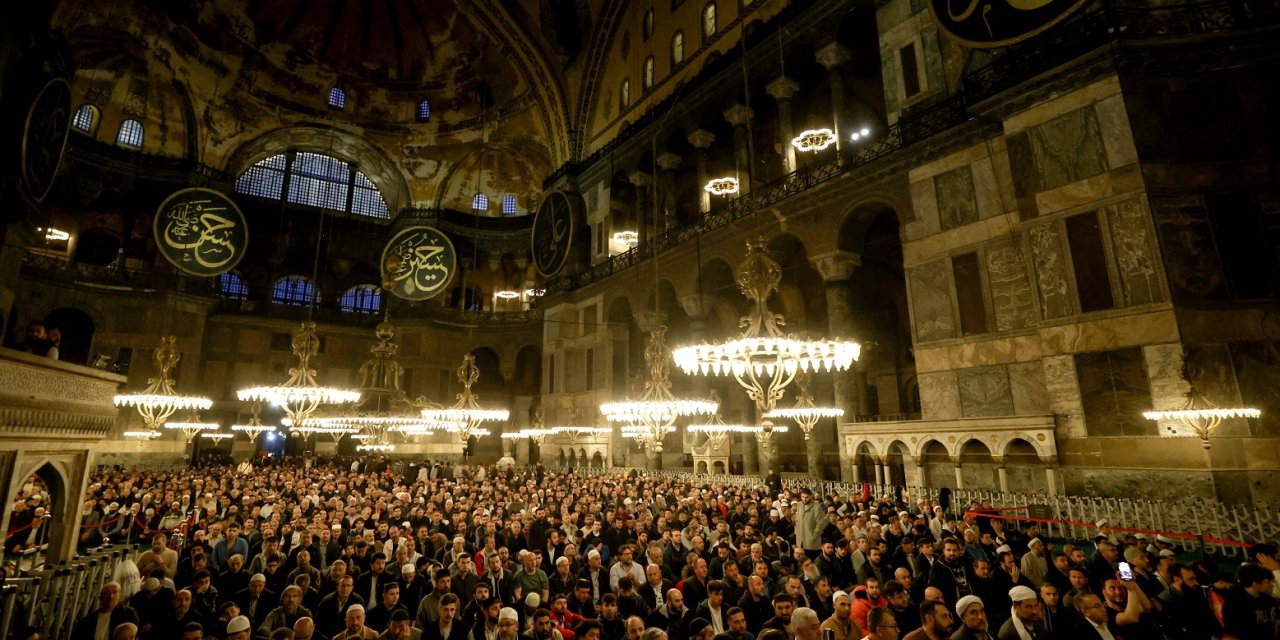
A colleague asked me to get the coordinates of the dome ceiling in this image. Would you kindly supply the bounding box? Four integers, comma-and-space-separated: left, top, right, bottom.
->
51, 0, 592, 217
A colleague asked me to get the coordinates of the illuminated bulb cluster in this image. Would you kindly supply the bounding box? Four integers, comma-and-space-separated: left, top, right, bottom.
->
611, 231, 639, 247
357, 443, 396, 452
688, 423, 772, 434
621, 424, 675, 438
423, 408, 511, 424
1143, 408, 1260, 421
765, 407, 845, 420
237, 386, 362, 406
850, 127, 872, 141
704, 177, 740, 196
495, 290, 521, 300
672, 337, 860, 377
791, 128, 836, 153
525, 288, 545, 298
550, 426, 612, 435
114, 393, 213, 412
601, 400, 719, 424
124, 430, 162, 439
200, 433, 233, 441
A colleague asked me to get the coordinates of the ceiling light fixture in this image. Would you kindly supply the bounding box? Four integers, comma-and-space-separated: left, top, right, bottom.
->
422, 354, 511, 443
1144, 365, 1260, 449
238, 322, 361, 428
114, 336, 213, 430
704, 177, 740, 196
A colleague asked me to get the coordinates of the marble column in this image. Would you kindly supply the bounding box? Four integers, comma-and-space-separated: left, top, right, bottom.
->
723, 105, 754, 195
874, 458, 885, 486
811, 251, 863, 482
766, 76, 801, 174
688, 129, 716, 214
629, 170, 653, 248
1042, 456, 1059, 496
952, 457, 965, 490
656, 152, 683, 232
901, 455, 917, 490
995, 457, 1009, 493
915, 462, 926, 488
815, 42, 853, 156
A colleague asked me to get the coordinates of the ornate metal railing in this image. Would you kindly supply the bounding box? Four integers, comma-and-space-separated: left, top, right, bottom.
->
0, 543, 135, 640
20, 253, 219, 296
211, 299, 542, 327
1110, 0, 1280, 36
543, 94, 972, 296
638, 470, 1278, 557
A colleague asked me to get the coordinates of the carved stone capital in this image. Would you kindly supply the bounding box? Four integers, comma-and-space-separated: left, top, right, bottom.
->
766, 76, 801, 101
810, 250, 862, 282
815, 42, 853, 70
687, 129, 717, 149
656, 153, 683, 170
628, 170, 653, 188
723, 104, 754, 126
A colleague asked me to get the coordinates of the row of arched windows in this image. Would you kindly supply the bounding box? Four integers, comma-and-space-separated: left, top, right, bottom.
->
471, 193, 520, 215
623, 2, 718, 110
71, 104, 144, 150
218, 272, 383, 314
235, 152, 390, 220
327, 87, 431, 123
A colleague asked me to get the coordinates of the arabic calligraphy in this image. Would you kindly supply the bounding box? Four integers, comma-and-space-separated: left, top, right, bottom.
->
930, 0, 1087, 46
381, 226, 456, 301
532, 193, 575, 277
154, 188, 248, 277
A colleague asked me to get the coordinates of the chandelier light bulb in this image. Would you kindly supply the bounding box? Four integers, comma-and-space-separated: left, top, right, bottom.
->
791, 128, 836, 153
611, 230, 639, 247
704, 177, 740, 196
495, 290, 521, 300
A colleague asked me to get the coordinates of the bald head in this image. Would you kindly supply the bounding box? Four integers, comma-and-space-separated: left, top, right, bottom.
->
924, 586, 944, 602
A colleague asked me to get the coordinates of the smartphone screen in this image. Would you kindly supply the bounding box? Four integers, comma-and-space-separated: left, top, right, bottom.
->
1119, 561, 1133, 581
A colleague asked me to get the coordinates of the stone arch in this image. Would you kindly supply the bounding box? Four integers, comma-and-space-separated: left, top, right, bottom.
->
568, 448, 577, 467
854, 441, 877, 485
712, 460, 726, 474
919, 439, 953, 489
1001, 432, 1053, 459
1003, 437, 1044, 493
44, 307, 96, 365
558, 448, 567, 467
7, 457, 72, 563
224, 126, 411, 216
765, 234, 826, 333
697, 460, 708, 473
591, 451, 604, 468
512, 345, 543, 395
884, 440, 910, 487
958, 438, 998, 490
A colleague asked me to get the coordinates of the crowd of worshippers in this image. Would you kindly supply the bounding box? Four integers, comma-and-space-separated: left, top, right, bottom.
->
37, 461, 1280, 640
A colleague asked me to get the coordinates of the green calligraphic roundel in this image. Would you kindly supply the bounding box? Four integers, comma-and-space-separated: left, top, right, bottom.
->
929, 0, 1091, 47
381, 226, 457, 301
153, 188, 249, 277
532, 191, 575, 277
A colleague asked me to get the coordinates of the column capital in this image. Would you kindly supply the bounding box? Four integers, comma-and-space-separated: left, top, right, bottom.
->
688, 129, 717, 149
815, 42, 853, 70
656, 152, 683, 170
723, 104, 754, 126
679, 293, 719, 319
635, 310, 667, 328
628, 170, 653, 187
766, 76, 801, 101
810, 250, 862, 282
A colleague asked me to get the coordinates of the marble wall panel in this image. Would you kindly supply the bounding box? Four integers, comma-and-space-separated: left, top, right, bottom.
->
1075, 347, 1156, 436
1009, 361, 1050, 415
1229, 341, 1280, 437
906, 178, 941, 241
1028, 107, 1110, 193
1104, 197, 1163, 307
935, 165, 979, 231
1151, 196, 1228, 303
1044, 356, 1086, 437
918, 370, 961, 420
958, 364, 1015, 417
1028, 222, 1074, 319
909, 258, 957, 342
985, 242, 1038, 332
972, 157, 1004, 219
1184, 344, 1248, 437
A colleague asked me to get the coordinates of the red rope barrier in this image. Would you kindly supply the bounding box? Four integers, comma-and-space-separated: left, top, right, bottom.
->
964, 509, 1253, 548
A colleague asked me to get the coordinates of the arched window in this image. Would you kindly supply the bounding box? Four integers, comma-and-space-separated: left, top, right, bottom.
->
671, 31, 685, 66
72, 104, 99, 135
116, 119, 144, 150
502, 195, 518, 216
472, 193, 489, 212
271, 276, 318, 307
328, 87, 346, 110
702, 2, 717, 40
620, 79, 631, 109
643, 8, 654, 40
417, 99, 431, 122
235, 152, 390, 220
218, 271, 249, 301
339, 285, 382, 314
643, 57, 655, 90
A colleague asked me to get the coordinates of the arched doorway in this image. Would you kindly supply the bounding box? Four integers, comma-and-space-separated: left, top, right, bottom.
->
885, 441, 909, 487
920, 440, 952, 489
44, 307, 95, 365
854, 442, 877, 484
712, 460, 726, 474
567, 449, 577, 467
697, 461, 708, 473
959, 439, 998, 490
591, 451, 604, 468
1004, 438, 1042, 493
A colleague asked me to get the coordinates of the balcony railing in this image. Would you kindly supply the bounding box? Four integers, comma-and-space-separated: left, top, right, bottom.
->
20, 253, 219, 296
211, 299, 543, 327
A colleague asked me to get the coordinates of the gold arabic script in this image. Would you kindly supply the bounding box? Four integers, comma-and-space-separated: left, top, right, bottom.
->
162, 198, 240, 270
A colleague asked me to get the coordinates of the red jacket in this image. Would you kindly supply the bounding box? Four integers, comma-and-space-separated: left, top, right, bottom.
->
550, 608, 585, 640
849, 585, 887, 633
